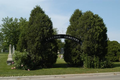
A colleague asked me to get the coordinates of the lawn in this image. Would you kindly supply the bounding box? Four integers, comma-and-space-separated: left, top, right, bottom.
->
0, 53, 120, 76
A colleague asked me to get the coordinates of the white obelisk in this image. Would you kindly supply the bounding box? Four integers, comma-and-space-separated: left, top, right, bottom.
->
7, 44, 13, 65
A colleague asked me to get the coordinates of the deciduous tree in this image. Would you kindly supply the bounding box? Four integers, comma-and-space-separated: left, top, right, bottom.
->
106, 40, 120, 62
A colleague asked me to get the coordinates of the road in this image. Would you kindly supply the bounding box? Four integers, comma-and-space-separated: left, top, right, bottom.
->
0, 72, 120, 80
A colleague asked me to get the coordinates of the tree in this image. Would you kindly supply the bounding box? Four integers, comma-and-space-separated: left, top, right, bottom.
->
0, 17, 27, 49
64, 9, 83, 66
79, 11, 107, 58
26, 6, 58, 69
64, 9, 110, 68
0, 32, 3, 51
106, 40, 120, 62
78, 11, 108, 68
0, 17, 19, 49
16, 18, 28, 51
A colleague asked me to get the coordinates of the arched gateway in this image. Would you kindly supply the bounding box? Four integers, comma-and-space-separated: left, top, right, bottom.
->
45, 34, 81, 44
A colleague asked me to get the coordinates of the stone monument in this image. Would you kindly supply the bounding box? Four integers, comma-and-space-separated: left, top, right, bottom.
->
7, 44, 13, 65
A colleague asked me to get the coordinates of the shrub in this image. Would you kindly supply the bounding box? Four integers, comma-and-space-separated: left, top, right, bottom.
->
82, 53, 113, 68
13, 51, 38, 70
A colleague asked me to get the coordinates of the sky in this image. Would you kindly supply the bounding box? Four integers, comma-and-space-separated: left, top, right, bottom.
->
0, 0, 120, 43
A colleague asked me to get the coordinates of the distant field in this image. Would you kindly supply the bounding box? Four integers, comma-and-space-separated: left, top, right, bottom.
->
0, 53, 120, 77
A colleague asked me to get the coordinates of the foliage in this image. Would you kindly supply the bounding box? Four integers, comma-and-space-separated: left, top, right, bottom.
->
0, 17, 27, 50
13, 51, 36, 70
79, 11, 108, 68
64, 9, 109, 68
82, 53, 113, 68
64, 9, 83, 66
0, 32, 3, 51
16, 18, 28, 51
53, 28, 65, 53
53, 28, 58, 35
57, 39, 65, 52
25, 6, 58, 69
0, 17, 19, 49
106, 40, 120, 62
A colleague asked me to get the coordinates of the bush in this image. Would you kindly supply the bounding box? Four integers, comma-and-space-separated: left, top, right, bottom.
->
100, 59, 113, 68
82, 53, 113, 68
13, 51, 39, 70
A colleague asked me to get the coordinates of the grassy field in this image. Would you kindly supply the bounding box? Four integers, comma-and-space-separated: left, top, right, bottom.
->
0, 53, 120, 76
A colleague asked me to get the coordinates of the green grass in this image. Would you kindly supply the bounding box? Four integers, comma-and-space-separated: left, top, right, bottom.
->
0, 53, 120, 76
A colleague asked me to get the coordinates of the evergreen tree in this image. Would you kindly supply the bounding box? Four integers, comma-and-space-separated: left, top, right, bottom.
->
79, 11, 107, 59
78, 11, 108, 68
64, 9, 109, 68
26, 6, 58, 69
64, 9, 83, 66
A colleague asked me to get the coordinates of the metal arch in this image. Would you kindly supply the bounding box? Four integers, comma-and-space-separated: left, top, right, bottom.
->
45, 34, 82, 44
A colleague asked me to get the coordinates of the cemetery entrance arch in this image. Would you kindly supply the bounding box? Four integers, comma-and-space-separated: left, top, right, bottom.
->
45, 34, 81, 45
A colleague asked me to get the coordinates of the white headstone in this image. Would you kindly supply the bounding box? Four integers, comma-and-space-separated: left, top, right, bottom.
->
7, 44, 13, 65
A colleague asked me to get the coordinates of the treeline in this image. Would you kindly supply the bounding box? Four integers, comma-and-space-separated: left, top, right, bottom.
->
64, 9, 120, 68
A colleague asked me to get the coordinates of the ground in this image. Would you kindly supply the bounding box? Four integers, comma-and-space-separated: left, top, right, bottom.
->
0, 53, 120, 76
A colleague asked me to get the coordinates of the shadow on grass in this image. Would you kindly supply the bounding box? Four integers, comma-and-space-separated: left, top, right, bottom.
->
53, 63, 68, 68
53, 63, 83, 68
113, 62, 120, 67
53, 62, 120, 68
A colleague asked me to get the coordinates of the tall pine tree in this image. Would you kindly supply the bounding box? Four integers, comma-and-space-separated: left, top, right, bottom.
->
64, 9, 110, 68
78, 11, 108, 68
64, 9, 83, 66
26, 6, 58, 69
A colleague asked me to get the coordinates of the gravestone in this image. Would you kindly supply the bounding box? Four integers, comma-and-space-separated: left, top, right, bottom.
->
7, 44, 13, 65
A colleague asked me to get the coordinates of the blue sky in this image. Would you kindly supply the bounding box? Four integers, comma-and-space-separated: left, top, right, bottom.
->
0, 0, 120, 43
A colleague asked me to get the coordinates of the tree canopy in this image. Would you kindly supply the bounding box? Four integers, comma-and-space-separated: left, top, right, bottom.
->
64, 9, 110, 68
0, 17, 27, 50
106, 40, 120, 62
64, 9, 83, 66
16, 6, 58, 69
